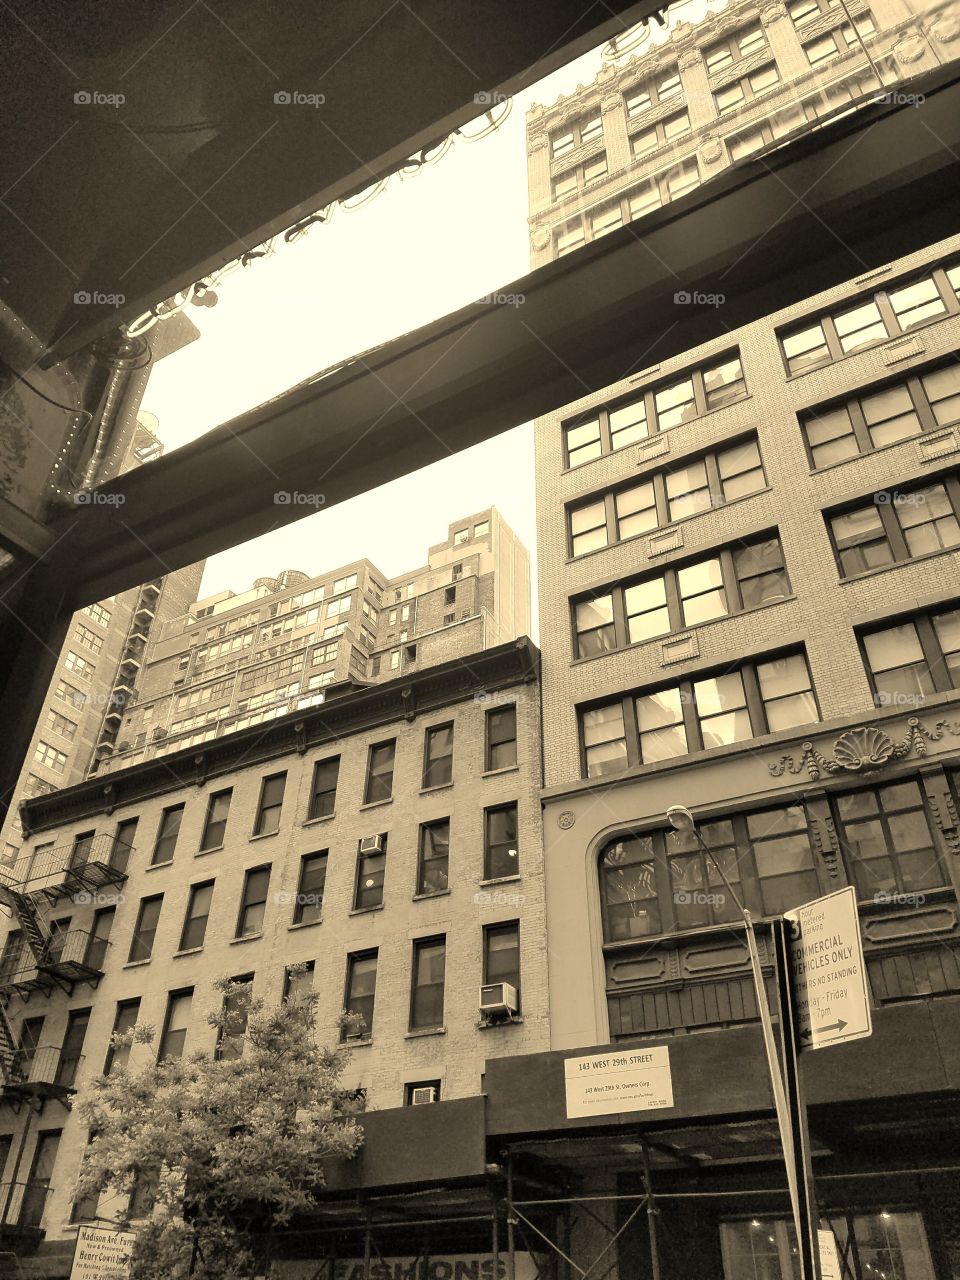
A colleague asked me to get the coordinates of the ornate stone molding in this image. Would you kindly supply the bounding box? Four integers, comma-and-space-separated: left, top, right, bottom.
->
678, 47, 704, 70
699, 136, 723, 164
894, 32, 928, 62
530, 225, 552, 252
558, 811, 576, 830
768, 718, 960, 781
760, 3, 788, 24
930, 9, 960, 42
192, 754, 209, 787
809, 814, 841, 879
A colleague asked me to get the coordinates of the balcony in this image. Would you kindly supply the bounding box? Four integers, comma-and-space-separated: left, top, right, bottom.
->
0, 835, 130, 908
0, 1045, 84, 1106
0, 1180, 53, 1241
0, 929, 110, 999
118, 652, 142, 677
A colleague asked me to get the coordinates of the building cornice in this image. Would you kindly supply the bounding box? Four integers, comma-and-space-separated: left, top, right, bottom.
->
20, 638, 540, 835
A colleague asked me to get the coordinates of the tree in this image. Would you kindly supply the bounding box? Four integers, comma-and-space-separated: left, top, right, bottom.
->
75, 977, 365, 1280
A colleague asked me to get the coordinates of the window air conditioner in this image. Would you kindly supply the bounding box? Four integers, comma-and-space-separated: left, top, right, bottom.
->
410, 1086, 438, 1105
479, 983, 518, 1016
359, 834, 384, 854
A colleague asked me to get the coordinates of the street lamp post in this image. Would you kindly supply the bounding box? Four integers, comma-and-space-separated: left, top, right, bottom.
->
664, 805, 819, 1280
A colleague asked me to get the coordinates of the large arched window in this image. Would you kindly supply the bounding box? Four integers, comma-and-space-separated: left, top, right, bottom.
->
599, 835, 659, 940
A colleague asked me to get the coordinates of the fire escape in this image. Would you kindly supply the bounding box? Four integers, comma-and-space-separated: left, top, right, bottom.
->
0, 834, 131, 1241
92, 578, 163, 768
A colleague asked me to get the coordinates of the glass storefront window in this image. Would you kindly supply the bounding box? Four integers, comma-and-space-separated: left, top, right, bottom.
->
719, 1212, 936, 1280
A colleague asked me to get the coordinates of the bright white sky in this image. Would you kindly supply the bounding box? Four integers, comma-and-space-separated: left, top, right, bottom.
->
139, 4, 712, 623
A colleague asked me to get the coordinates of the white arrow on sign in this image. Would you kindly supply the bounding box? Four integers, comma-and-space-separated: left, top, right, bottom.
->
785, 886, 872, 1051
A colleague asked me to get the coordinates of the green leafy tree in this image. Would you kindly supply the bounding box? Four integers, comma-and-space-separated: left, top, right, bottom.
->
75, 977, 364, 1280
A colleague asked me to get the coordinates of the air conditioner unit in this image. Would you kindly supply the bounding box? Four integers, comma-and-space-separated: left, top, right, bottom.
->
359, 834, 384, 854
479, 983, 518, 1016
410, 1086, 437, 1105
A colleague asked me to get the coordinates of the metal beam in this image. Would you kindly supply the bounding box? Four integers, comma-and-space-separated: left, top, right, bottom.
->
0, 0, 655, 362
48, 64, 960, 607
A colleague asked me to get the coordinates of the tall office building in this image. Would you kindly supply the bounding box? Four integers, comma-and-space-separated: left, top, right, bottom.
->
0, 510, 546, 1276
493, 4, 960, 1279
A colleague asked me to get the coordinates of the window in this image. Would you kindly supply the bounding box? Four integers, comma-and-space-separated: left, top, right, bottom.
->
563, 353, 745, 466
484, 922, 521, 1010
417, 820, 449, 895
860, 606, 959, 704
54, 679, 82, 707
326, 593, 352, 617
65, 651, 95, 680
33, 741, 67, 773
836, 780, 944, 900
111, 817, 137, 875
364, 741, 396, 804
629, 111, 690, 157
200, 789, 231, 851
308, 756, 339, 819
254, 772, 286, 835
179, 881, 214, 950
354, 837, 386, 910
21, 1131, 60, 1228
84, 907, 114, 971
158, 989, 193, 1060
82, 601, 111, 627
75, 624, 104, 654
828, 477, 960, 575
780, 262, 960, 374
486, 705, 518, 770
45, 708, 77, 741
56, 1008, 89, 1087
580, 650, 818, 777
720, 1212, 937, 1280
216, 976, 252, 1060
333, 573, 357, 594
71, 1132, 100, 1223
704, 23, 767, 72
410, 937, 446, 1030
474, 520, 489, 537
551, 113, 602, 158
625, 68, 682, 117
572, 534, 788, 658
343, 951, 378, 1040
104, 999, 140, 1073
293, 852, 327, 925
235, 866, 270, 937
128, 895, 162, 963
788, 0, 840, 25
423, 723, 454, 788
284, 960, 315, 1002
484, 803, 519, 879
714, 62, 780, 113
152, 804, 184, 865
405, 1080, 441, 1105
552, 153, 608, 200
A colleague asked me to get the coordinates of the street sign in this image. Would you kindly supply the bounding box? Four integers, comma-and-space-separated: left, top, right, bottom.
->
786, 886, 872, 1051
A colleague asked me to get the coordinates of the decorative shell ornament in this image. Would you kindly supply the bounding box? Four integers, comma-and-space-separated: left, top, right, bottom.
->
832, 726, 895, 772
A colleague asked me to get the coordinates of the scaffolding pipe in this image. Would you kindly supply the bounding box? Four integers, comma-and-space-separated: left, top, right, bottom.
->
363, 1221, 371, 1280
507, 1155, 517, 1280
492, 1201, 499, 1280
641, 1143, 661, 1280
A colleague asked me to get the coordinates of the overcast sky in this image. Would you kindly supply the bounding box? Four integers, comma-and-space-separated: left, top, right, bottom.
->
138, 7, 707, 623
